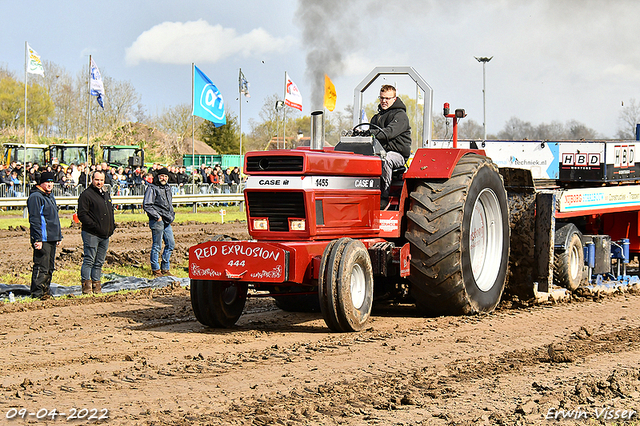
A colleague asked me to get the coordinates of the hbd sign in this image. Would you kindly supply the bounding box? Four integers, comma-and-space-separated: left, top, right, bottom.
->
614, 145, 635, 168
561, 153, 601, 167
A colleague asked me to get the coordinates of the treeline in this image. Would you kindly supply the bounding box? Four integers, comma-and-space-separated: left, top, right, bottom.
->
1, 59, 639, 165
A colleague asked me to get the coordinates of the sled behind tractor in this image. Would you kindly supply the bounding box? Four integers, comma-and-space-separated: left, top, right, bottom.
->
189, 66, 640, 331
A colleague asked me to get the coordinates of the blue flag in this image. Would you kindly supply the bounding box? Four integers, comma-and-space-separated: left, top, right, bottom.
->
193, 65, 226, 126
90, 57, 105, 109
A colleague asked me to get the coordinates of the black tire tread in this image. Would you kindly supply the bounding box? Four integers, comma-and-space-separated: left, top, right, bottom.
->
553, 233, 584, 291
406, 153, 508, 315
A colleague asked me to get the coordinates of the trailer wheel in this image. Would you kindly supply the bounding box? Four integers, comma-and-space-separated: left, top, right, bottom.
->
405, 154, 510, 315
553, 225, 585, 291
190, 280, 248, 328
319, 238, 374, 331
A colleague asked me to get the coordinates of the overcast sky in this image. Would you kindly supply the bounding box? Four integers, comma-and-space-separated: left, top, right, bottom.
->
2, 0, 639, 139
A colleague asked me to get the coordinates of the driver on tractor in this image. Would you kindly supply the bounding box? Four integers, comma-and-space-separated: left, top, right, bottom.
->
369, 84, 411, 209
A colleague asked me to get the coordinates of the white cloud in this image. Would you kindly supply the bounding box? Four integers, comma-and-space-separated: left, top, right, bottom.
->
125, 19, 294, 65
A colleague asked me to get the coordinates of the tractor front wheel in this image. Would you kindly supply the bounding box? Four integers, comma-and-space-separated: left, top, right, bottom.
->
191, 280, 248, 328
318, 238, 374, 332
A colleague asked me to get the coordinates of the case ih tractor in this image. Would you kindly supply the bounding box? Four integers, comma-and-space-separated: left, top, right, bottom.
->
189, 66, 640, 331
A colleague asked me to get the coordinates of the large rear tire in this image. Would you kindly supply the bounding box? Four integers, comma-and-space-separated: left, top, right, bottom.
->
318, 238, 374, 331
405, 154, 510, 315
190, 279, 248, 328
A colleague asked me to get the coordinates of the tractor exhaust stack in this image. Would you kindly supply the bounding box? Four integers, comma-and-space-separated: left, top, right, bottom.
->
310, 110, 324, 150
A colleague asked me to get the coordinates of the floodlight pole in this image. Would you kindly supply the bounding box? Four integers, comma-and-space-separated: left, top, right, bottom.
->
475, 56, 493, 141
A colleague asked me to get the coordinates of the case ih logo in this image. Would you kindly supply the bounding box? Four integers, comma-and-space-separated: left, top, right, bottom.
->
613, 145, 635, 168
561, 153, 601, 168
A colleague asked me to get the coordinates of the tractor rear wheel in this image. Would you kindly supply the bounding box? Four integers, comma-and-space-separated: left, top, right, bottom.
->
318, 238, 374, 331
190, 280, 248, 328
405, 154, 510, 315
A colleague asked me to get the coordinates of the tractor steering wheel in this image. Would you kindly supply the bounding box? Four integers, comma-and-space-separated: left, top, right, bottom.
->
352, 122, 384, 137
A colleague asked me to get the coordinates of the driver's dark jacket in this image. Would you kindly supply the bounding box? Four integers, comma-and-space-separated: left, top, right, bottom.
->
370, 97, 412, 160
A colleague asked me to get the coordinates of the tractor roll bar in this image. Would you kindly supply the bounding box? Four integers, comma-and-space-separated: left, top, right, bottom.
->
352, 66, 434, 149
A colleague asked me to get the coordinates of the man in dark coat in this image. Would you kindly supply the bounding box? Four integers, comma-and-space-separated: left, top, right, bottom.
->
369, 84, 412, 209
142, 167, 175, 276
27, 172, 63, 299
77, 171, 115, 294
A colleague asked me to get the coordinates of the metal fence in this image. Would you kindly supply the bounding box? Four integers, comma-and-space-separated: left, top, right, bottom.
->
0, 182, 246, 210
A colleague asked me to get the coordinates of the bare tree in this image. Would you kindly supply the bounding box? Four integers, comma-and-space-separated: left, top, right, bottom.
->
153, 103, 202, 162
617, 99, 640, 139
565, 120, 599, 140
498, 117, 535, 140
458, 119, 484, 140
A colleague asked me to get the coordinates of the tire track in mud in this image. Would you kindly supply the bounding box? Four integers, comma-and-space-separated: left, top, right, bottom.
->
1, 279, 640, 425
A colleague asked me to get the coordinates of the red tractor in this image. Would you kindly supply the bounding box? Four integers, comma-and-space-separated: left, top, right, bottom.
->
188, 67, 511, 331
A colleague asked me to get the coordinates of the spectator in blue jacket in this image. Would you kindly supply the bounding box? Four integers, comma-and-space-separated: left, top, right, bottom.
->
27, 172, 62, 299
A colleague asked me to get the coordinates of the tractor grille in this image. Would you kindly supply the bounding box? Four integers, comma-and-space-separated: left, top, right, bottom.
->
246, 191, 306, 232
245, 156, 304, 172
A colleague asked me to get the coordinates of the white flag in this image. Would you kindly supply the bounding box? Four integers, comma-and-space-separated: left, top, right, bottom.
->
284, 72, 302, 111
26, 43, 44, 76
239, 69, 250, 98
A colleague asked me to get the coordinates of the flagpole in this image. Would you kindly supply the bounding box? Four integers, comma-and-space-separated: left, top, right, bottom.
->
24, 42, 28, 145
23, 42, 28, 193
283, 72, 286, 150
239, 69, 242, 155
191, 63, 195, 196
86, 55, 91, 187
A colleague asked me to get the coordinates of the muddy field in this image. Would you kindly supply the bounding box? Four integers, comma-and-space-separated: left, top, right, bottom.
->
0, 218, 639, 425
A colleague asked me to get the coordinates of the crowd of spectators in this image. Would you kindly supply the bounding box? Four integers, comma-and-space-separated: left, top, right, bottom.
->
0, 160, 244, 198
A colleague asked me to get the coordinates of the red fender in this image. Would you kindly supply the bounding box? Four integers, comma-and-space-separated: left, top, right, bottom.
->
404, 148, 487, 179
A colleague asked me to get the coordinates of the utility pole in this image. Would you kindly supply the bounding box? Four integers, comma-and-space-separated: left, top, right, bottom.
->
475, 56, 493, 141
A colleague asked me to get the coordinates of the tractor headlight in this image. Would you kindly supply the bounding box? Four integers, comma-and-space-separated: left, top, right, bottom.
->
253, 218, 268, 230
289, 219, 306, 231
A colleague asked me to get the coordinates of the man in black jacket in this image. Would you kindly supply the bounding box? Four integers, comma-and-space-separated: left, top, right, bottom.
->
370, 84, 412, 209
27, 172, 63, 299
77, 171, 115, 294
143, 167, 175, 276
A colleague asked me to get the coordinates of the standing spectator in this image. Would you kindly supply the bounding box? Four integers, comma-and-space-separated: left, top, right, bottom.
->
77, 171, 115, 294
100, 162, 113, 186
8, 170, 23, 197
27, 172, 62, 300
142, 167, 175, 277
28, 164, 40, 185
132, 166, 144, 191
177, 166, 188, 194
77, 164, 88, 189
54, 164, 66, 183
230, 167, 241, 192
70, 163, 80, 184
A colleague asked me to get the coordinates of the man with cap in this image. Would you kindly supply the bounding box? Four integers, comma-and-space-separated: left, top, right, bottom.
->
142, 167, 175, 276
27, 171, 62, 299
